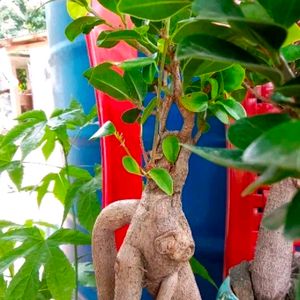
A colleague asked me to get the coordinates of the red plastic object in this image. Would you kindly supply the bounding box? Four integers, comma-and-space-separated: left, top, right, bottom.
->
86, 1, 142, 248
224, 83, 298, 275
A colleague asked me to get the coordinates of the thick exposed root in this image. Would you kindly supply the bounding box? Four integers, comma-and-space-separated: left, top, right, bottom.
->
250, 179, 297, 300
92, 200, 139, 300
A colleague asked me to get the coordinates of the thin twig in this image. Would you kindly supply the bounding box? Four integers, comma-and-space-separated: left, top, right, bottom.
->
242, 81, 269, 103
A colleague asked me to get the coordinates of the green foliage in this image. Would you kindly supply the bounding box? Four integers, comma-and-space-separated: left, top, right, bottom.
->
162, 135, 180, 164
0, 102, 101, 299
90, 120, 116, 139
122, 156, 141, 175
148, 168, 173, 196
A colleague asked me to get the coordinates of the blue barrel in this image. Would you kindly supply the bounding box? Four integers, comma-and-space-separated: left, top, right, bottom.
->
45, 0, 100, 173
46, 1, 100, 299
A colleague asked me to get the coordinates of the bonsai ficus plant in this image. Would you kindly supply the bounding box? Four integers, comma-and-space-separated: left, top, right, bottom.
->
65, 0, 300, 299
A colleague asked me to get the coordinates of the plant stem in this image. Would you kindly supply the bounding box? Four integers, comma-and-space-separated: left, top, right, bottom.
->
61, 146, 79, 300
151, 19, 170, 164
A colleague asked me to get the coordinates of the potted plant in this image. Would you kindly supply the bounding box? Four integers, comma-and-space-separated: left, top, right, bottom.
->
65, 0, 300, 299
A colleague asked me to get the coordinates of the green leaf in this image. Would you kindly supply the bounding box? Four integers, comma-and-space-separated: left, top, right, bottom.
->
143, 63, 158, 84
263, 203, 288, 231
84, 63, 131, 100
281, 45, 300, 63
207, 78, 219, 99
20, 122, 46, 159
122, 108, 142, 123
221, 64, 245, 92
209, 105, 230, 124
44, 247, 75, 300
0, 227, 43, 242
162, 135, 180, 164
228, 113, 291, 150
5, 255, 41, 300
182, 145, 264, 173
1, 123, 33, 148
36, 173, 58, 206
66, 0, 89, 19
42, 128, 56, 160
65, 166, 92, 181
217, 98, 246, 120
0, 221, 18, 229
0, 275, 7, 299
148, 168, 173, 196
77, 193, 100, 232
97, 0, 119, 14
7, 162, 23, 190
177, 34, 283, 85
16, 110, 47, 123
257, 0, 300, 28
118, 0, 192, 21
283, 23, 300, 47
119, 56, 156, 70
97, 30, 141, 48
124, 68, 147, 102
180, 92, 208, 112
90, 121, 116, 140
141, 97, 157, 124
53, 174, 69, 203
78, 262, 96, 287
122, 156, 141, 175
47, 229, 91, 245
190, 257, 217, 289
284, 190, 300, 240
65, 16, 104, 41
242, 166, 296, 196
275, 77, 300, 98
243, 120, 300, 173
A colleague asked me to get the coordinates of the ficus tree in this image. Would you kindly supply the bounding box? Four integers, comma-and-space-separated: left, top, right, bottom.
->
65, 0, 300, 299
0, 101, 102, 299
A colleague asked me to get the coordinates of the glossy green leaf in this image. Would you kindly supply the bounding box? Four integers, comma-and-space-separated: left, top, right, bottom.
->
263, 203, 288, 230
242, 166, 296, 196
121, 108, 141, 124
0, 123, 32, 148
97, 0, 119, 13
119, 56, 156, 70
177, 34, 283, 85
77, 193, 100, 232
44, 247, 75, 300
209, 105, 229, 124
180, 92, 208, 112
66, 166, 92, 181
66, 0, 89, 19
221, 64, 245, 92
190, 257, 217, 289
0, 275, 6, 299
228, 113, 291, 150
182, 145, 264, 173
0, 227, 43, 242
143, 63, 158, 84
47, 229, 91, 245
97, 30, 141, 48
5, 255, 41, 300
207, 78, 219, 99
90, 121, 116, 140
124, 69, 147, 102
162, 135, 180, 164
192, 0, 242, 19
148, 168, 173, 196
118, 0, 192, 21
257, 0, 300, 28
283, 23, 300, 47
243, 120, 300, 173
122, 156, 141, 175
36, 173, 57, 206
65, 16, 104, 41
20, 122, 46, 159
284, 190, 300, 239
84, 64, 131, 100
275, 77, 300, 98
141, 97, 157, 124
217, 98, 246, 120
281, 45, 300, 63
231, 88, 247, 103
53, 174, 69, 203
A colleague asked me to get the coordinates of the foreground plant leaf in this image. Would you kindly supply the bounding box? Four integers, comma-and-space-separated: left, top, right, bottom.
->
284, 190, 300, 240
90, 121, 116, 140
162, 135, 180, 164
148, 168, 173, 196
122, 156, 141, 175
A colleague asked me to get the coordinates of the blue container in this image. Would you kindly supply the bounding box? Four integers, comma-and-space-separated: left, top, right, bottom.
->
46, 2, 100, 299
45, 0, 100, 173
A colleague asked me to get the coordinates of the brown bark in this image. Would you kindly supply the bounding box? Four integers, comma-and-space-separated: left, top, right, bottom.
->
250, 178, 297, 300
92, 148, 202, 300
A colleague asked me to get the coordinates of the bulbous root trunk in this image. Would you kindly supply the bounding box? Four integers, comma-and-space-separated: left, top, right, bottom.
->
230, 178, 297, 300
92, 189, 201, 300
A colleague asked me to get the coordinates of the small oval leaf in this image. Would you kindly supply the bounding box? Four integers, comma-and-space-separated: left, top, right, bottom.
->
89, 121, 115, 140
180, 92, 208, 112
122, 156, 141, 175
121, 108, 141, 123
148, 168, 173, 196
217, 98, 246, 120
162, 135, 180, 163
